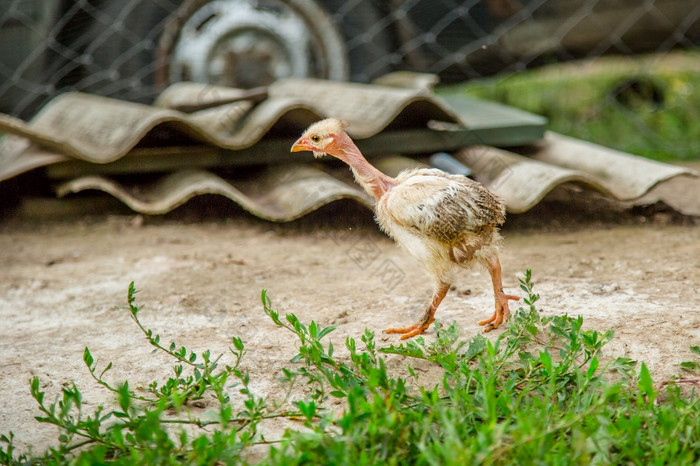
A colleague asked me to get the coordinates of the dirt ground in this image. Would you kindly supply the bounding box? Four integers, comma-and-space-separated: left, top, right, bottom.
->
1, 166, 699, 454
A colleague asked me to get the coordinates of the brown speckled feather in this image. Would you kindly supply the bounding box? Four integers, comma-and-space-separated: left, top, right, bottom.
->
380, 168, 505, 245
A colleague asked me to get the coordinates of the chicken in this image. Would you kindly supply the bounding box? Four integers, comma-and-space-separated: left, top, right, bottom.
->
291, 118, 519, 339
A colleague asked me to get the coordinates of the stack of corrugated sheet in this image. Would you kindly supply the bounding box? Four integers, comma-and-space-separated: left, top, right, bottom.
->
0, 73, 695, 219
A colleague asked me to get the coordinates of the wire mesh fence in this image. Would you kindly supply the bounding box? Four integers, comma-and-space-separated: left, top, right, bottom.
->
1, 0, 699, 157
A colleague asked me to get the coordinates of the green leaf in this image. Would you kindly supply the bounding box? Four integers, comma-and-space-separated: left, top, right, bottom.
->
680, 361, 700, 372
318, 325, 337, 340
286, 314, 301, 330
464, 334, 487, 362
540, 351, 553, 374
30, 377, 44, 404
232, 337, 244, 351
525, 324, 538, 336
117, 382, 132, 415
99, 362, 113, 380
381, 341, 426, 359
690, 345, 700, 356
587, 357, 599, 380
83, 347, 94, 369
609, 357, 636, 375
638, 362, 655, 401
296, 401, 316, 421
290, 354, 303, 363
261, 289, 271, 309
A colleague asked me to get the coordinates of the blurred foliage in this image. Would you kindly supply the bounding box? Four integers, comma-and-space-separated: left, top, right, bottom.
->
444, 51, 700, 161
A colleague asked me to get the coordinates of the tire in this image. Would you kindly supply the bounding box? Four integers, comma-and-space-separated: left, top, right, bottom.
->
80, 0, 349, 103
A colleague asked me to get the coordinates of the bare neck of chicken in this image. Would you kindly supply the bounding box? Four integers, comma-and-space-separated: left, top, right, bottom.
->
333, 132, 396, 202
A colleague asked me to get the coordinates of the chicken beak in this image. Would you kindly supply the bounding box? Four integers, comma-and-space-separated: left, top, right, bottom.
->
291, 137, 310, 153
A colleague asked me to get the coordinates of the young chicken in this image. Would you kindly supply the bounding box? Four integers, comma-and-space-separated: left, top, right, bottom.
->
291, 118, 519, 339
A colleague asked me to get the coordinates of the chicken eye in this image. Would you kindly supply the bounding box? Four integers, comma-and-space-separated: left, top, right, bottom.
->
311, 135, 320, 143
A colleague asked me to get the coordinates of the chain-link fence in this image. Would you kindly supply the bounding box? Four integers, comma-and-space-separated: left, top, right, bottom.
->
1, 0, 699, 120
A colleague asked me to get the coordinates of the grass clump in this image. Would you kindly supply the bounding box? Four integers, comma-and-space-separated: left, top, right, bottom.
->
2, 271, 699, 464
443, 51, 700, 161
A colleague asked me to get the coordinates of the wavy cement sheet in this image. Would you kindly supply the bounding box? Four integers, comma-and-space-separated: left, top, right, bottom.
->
54, 155, 424, 218
57, 146, 697, 219
157, 79, 461, 139
0, 79, 461, 183
455, 134, 695, 213
57, 165, 373, 221
0, 79, 459, 166
528, 132, 693, 200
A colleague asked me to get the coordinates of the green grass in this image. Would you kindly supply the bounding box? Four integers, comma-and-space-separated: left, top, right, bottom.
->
441, 52, 700, 161
2, 272, 699, 464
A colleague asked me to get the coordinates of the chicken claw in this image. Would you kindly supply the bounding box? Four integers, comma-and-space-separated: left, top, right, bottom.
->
385, 318, 435, 340
385, 282, 449, 340
478, 291, 520, 332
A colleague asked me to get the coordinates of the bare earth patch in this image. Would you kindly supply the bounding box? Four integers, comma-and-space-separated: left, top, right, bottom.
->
1, 182, 699, 453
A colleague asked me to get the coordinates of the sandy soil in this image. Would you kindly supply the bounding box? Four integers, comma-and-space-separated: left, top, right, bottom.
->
1, 177, 699, 454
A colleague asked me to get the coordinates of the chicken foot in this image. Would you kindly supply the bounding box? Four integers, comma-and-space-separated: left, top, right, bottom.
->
386, 282, 450, 340
478, 254, 519, 332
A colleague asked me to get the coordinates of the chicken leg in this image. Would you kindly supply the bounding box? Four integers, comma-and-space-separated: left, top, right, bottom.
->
386, 282, 451, 340
478, 254, 519, 332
